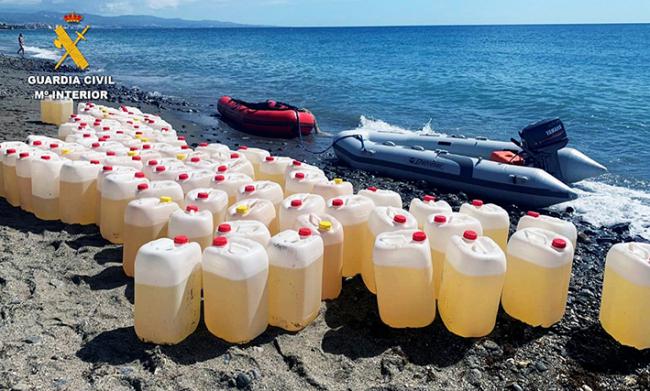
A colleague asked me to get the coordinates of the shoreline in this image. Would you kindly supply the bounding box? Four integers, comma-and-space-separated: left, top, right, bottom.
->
0, 56, 648, 390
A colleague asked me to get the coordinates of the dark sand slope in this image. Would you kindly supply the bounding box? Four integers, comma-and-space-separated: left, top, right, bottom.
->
0, 57, 648, 390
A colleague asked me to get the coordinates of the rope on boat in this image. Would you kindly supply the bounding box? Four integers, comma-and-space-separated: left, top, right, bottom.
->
294, 108, 362, 155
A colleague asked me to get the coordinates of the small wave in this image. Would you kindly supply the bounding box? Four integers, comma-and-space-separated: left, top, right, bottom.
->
24, 46, 60, 61
552, 180, 650, 240
356, 115, 446, 136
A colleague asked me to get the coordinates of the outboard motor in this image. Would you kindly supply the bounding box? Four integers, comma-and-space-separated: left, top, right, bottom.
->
517, 118, 569, 182
518, 118, 569, 182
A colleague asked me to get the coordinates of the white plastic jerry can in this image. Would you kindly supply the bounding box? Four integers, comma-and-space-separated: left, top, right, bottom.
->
267, 228, 324, 331
2, 147, 23, 207
134, 236, 202, 345
185, 156, 219, 171
279, 193, 326, 231
459, 199, 510, 252
408, 194, 452, 229
136, 180, 185, 208
27, 137, 56, 150
195, 142, 230, 156
185, 188, 229, 228
600, 242, 650, 350
31, 154, 65, 221
235, 145, 270, 175
175, 170, 213, 194
105, 154, 144, 171
1, 141, 28, 199
168, 205, 214, 250
203, 236, 269, 344
100, 172, 150, 244
123, 196, 180, 277
258, 156, 293, 187
364, 207, 418, 293
227, 198, 278, 235
325, 195, 375, 277
142, 158, 162, 178
219, 153, 255, 178
149, 163, 187, 182
215, 220, 271, 248
236, 181, 284, 216
80, 151, 108, 166
96, 165, 138, 223
312, 178, 354, 202
502, 228, 574, 327
58, 117, 86, 140
40, 97, 53, 124
373, 230, 435, 328
16, 151, 34, 212
516, 211, 578, 248
284, 170, 327, 197
424, 212, 483, 298
59, 160, 102, 225
138, 148, 162, 165
358, 186, 402, 208
294, 214, 344, 300
49, 99, 73, 125
283, 159, 324, 185
66, 131, 98, 147
210, 172, 253, 206
438, 230, 506, 338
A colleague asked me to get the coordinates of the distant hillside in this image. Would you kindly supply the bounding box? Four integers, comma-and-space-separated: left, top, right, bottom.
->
0, 11, 260, 29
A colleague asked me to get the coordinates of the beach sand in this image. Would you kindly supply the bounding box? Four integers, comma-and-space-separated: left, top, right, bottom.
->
0, 56, 648, 390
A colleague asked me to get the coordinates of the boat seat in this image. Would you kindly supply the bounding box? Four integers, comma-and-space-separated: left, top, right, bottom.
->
490, 150, 524, 165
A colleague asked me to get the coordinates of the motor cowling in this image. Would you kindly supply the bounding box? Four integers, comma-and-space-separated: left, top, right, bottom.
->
519, 118, 569, 182
519, 118, 568, 154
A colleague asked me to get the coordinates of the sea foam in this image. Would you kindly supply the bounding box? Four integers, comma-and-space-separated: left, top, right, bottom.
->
24, 46, 60, 61
357, 115, 445, 136
552, 179, 650, 240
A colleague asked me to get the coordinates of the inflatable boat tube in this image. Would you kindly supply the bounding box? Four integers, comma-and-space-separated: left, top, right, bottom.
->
217, 96, 316, 138
334, 130, 581, 207
342, 129, 606, 184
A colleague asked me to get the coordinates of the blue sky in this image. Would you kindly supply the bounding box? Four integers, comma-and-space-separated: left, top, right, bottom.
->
0, 0, 649, 26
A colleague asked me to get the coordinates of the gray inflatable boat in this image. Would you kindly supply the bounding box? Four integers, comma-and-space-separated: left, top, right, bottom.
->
333, 119, 606, 207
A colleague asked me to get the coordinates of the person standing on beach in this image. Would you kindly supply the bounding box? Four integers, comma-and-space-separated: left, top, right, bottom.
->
17, 33, 25, 57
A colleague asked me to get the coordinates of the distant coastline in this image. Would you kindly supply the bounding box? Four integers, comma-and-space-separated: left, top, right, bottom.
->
0, 11, 262, 29
0, 23, 52, 30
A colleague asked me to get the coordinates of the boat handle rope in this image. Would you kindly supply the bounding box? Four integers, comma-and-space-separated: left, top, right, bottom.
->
294, 108, 365, 155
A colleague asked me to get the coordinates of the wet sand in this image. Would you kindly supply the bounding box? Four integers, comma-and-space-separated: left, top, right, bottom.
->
0, 56, 648, 390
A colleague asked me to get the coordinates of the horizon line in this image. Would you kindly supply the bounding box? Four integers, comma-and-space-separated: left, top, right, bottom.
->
0, 9, 648, 28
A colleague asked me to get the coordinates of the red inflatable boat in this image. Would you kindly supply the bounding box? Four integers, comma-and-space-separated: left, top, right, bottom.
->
217, 96, 316, 138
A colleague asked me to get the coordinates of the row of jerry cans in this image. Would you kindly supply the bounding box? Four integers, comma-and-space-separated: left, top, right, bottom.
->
122, 194, 346, 301
370, 217, 576, 337
134, 223, 343, 345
